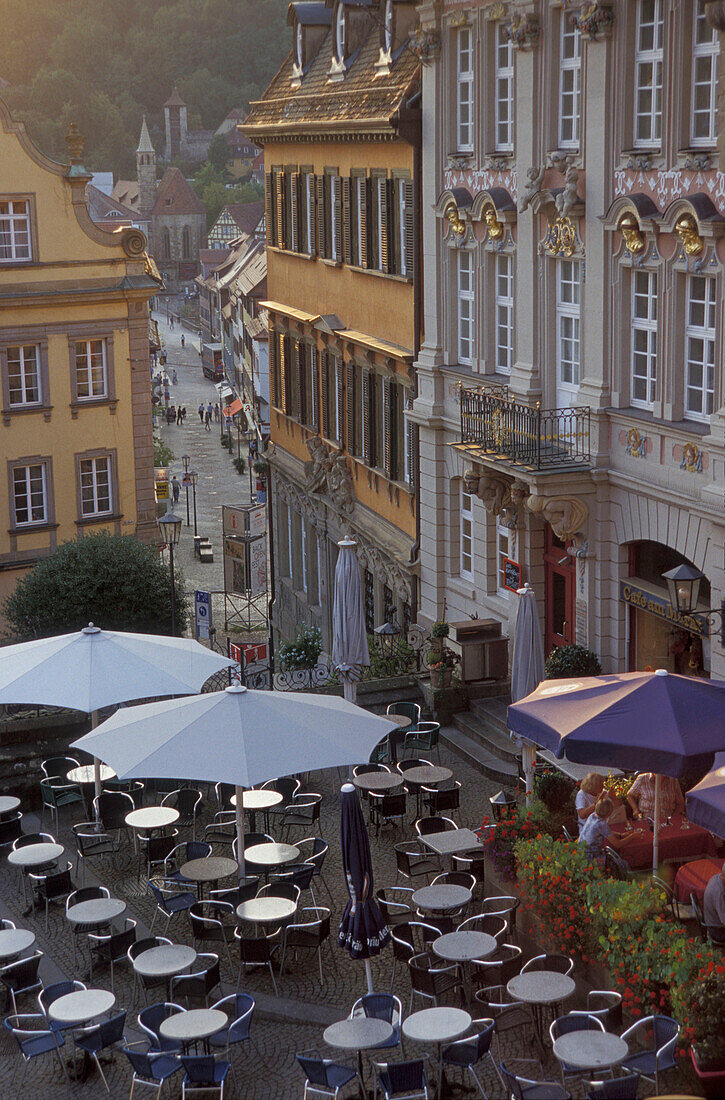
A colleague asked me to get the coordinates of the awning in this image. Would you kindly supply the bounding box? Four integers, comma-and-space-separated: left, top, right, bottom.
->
223, 398, 243, 417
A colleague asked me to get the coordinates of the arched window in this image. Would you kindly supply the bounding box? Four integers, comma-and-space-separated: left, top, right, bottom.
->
161, 227, 171, 259
182, 226, 191, 258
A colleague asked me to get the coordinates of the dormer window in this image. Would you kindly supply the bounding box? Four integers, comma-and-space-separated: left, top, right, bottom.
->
384, 0, 393, 52
296, 23, 303, 68
335, 3, 346, 60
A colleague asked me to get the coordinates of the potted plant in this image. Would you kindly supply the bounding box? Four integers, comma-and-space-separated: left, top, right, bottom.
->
545, 643, 602, 680
677, 961, 725, 1096
428, 647, 459, 689
429, 619, 449, 660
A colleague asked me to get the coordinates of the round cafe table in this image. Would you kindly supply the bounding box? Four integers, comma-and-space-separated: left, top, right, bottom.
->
125, 806, 179, 832
8, 843, 63, 870
0, 795, 21, 819
507, 971, 576, 1047
133, 943, 197, 999
66, 897, 126, 930
553, 1031, 628, 1073
324, 1016, 395, 1090
236, 896, 298, 927
403, 1007, 471, 1095
244, 842, 299, 876
0, 927, 35, 962
433, 930, 496, 1003
229, 789, 283, 832
180, 856, 238, 899
67, 765, 116, 786
159, 1007, 227, 1048
49, 988, 116, 1027
413, 885, 472, 913
352, 772, 403, 793
401, 765, 453, 816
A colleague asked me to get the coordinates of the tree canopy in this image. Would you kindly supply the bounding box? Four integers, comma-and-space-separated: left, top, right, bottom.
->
0, 0, 288, 177
3, 533, 189, 639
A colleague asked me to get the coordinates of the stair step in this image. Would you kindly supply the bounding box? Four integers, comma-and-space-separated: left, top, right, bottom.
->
452, 712, 520, 765
441, 725, 519, 788
471, 695, 511, 735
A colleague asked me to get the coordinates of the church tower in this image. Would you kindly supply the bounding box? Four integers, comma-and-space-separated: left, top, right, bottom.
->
136, 116, 157, 217
164, 87, 188, 161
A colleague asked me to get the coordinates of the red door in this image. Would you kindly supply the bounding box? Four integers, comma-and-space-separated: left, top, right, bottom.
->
544, 526, 576, 654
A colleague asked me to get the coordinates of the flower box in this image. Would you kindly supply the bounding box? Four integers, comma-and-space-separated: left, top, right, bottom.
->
690, 1047, 725, 1098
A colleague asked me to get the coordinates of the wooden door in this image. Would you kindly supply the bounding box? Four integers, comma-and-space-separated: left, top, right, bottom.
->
544, 526, 576, 654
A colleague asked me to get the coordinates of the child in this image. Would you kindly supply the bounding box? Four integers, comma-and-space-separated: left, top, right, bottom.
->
579, 797, 634, 863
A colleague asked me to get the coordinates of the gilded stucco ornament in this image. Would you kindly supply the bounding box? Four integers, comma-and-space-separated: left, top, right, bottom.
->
674, 213, 704, 257
484, 3, 506, 20
680, 441, 704, 474
445, 202, 466, 238
625, 427, 647, 458
527, 495, 588, 541
483, 204, 504, 240
506, 13, 540, 50
410, 25, 441, 61
545, 216, 577, 257
618, 212, 646, 256
575, 2, 615, 41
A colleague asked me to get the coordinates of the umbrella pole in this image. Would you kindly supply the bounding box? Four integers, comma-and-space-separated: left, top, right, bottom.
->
522, 741, 535, 807
235, 784, 246, 879
364, 958, 374, 994
343, 679, 357, 779
91, 710, 102, 822
652, 773, 660, 874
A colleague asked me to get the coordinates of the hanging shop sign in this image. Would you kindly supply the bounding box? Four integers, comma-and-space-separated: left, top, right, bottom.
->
619, 580, 709, 638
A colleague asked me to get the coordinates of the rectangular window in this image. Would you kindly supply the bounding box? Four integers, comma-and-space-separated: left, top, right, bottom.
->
300, 518, 308, 595
335, 357, 345, 442
458, 250, 475, 365
375, 177, 387, 272
75, 339, 107, 399
7, 345, 41, 405
634, 0, 664, 148
494, 22, 514, 152
397, 177, 408, 277
460, 486, 474, 579
692, 0, 719, 147
286, 503, 293, 579
79, 456, 112, 516
495, 253, 514, 374
457, 27, 474, 152
685, 274, 716, 421
556, 259, 581, 400
13, 463, 47, 526
497, 520, 511, 598
0, 200, 31, 262
307, 346, 318, 429
631, 270, 658, 408
559, 16, 582, 149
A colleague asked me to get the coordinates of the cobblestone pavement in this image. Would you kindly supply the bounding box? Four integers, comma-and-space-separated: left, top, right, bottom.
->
0, 739, 689, 1099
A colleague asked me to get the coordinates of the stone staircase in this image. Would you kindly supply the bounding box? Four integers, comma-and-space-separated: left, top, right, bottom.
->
442, 690, 521, 788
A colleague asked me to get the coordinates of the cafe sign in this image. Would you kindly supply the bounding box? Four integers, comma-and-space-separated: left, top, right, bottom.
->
619, 580, 709, 638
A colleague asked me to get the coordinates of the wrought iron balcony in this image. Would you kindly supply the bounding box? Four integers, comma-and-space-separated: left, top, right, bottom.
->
458, 387, 591, 471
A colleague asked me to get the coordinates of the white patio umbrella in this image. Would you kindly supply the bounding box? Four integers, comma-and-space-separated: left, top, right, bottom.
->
72, 684, 397, 870
0, 623, 234, 808
332, 536, 370, 706
510, 584, 545, 803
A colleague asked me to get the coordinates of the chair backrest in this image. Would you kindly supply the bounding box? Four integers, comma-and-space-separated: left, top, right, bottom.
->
377, 1058, 426, 1094
296, 1055, 331, 1088
181, 1054, 221, 1084
451, 850, 486, 885
97, 1011, 127, 1047
353, 993, 400, 1026
0, 951, 43, 990
522, 953, 574, 976
263, 777, 300, 802
138, 1002, 183, 1044
95, 790, 134, 828
258, 882, 300, 904
130, 937, 171, 962
39, 864, 73, 899
40, 980, 86, 1013
124, 1046, 156, 1077
353, 764, 388, 777
68, 885, 109, 909
585, 1073, 640, 1099
299, 837, 328, 872
604, 846, 633, 881
41, 756, 79, 778
398, 758, 428, 774
458, 914, 508, 941
551, 1013, 604, 1042
0, 815, 23, 845
0, 919, 15, 931
481, 895, 519, 921
273, 862, 315, 890
212, 993, 254, 1040
415, 816, 449, 836
210, 879, 259, 907
499, 1063, 525, 1100
109, 921, 138, 958
432, 871, 476, 892
14, 832, 54, 849
425, 783, 460, 813
377, 793, 407, 817
584, 990, 623, 1030
388, 701, 421, 725
244, 832, 272, 849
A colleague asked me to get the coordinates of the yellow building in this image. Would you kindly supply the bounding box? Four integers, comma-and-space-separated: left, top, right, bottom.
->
0, 99, 160, 606
245, 0, 421, 649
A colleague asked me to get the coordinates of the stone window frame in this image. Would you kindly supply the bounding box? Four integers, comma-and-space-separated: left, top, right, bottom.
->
68, 329, 117, 414
670, 0, 721, 160
0, 336, 52, 424
7, 454, 55, 533
0, 193, 39, 266
74, 447, 121, 527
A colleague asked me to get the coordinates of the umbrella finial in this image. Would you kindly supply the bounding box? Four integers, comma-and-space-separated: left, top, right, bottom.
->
338, 534, 357, 548
83, 623, 101, 634
655, 668, 669, 676
225, 684, 247, 694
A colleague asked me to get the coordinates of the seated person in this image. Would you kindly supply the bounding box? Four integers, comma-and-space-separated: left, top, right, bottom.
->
575, 772, 605, 834
579, 797, 635, 863
703, 863, 725, 936
626, 772, 685, 821
604, 787, 628, 828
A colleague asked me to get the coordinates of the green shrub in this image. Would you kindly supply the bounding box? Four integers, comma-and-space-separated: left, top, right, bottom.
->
278, 624, 322, 671
545, 643, 602, 679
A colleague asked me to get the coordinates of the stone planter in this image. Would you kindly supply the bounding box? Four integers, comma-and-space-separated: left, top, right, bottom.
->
430, 667, 453, 689
690, 1048, 725, 1098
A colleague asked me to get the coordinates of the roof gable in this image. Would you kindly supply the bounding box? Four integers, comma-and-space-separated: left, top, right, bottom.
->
151, 167, 206, 216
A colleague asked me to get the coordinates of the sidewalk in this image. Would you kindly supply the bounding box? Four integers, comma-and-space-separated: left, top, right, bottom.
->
155, 316, 252, 632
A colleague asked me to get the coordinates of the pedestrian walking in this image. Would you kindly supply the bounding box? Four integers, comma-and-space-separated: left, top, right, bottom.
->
198, 402, 205, 424
164, 386, 170, 406
176, 405, 183, 425
180, 405, 187, 424
166, 406, 175, 425
207, 402, 214, 422
170, 317, 174, 330
214, 402, 220, 422
204, 408, 212, 431
181, 334, 185, 348
171, 476, 181, 504
171, 369, 178, 384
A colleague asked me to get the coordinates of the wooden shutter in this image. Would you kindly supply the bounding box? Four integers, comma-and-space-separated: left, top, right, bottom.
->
360, 177, 369, 268
290, 171, 300, 251
346, 360, 355, 454
275, 170, 286, 248
406, 418, 418, 490
361, 371, 370, 463
383, 378, 396, 479
311, 347, 320, 431
323, 175, 332, 260
265, 172, 275, 246
342, 177, 352, 265
281, 333, 291, 414
334, 176, 343, 261
336, 359, 345, 443
320, 351, 330, 437
379, 178, 390, 274
316, 175, 326, 257
404, 179, 414, 278
270, 329, 278, 406
294, 340, 304, 422
307, 174, 317, 256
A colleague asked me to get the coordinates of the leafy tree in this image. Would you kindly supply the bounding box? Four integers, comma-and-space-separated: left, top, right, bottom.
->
4, 533, 189, 639
207, 133, 230, 173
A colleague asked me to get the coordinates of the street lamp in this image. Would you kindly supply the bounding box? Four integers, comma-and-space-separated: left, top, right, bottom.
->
374, 618, 400, 670
662, 564, 725, 646
158, 504, 183, 635
189, 470, 199, 538
182, 454, 191, 526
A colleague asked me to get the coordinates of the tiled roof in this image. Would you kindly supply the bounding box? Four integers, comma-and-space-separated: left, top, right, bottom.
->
225, 201, 265, 234
85, 184, 137, 226
245, 23, 419, 138
112, 179, 139, 210
199, 248, 231, 267
151, 167, 206, 216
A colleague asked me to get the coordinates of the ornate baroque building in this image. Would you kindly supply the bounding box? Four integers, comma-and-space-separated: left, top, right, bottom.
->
413, 0, 725, 680
245, 0, 422, 651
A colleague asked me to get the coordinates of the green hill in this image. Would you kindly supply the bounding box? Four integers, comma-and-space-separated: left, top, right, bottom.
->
0, 0, 288, 176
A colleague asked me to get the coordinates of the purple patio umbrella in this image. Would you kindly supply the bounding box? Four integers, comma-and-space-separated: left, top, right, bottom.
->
508, 669, 725, 870
686, 753, 725, 838
338, 783, 390, 992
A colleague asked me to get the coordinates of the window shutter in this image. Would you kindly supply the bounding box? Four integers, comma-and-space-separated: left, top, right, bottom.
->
316, 175, 326, 257
275, 170, 286, 248
334, 176, 343, 261
311, 347, 320, 431
346, 360, 355, 454
281, 333, 291, 414
368, 178, 377, 269
384, 379, 395, 478
336, 359, 345, 443
342, 177, 352, 265
291, 171, 300, 251
362, 371, 371, 464
391, 180, 402, 276
265, 173, 275, 246
294, 340, 304, 422
324, 176, 333, 260
321, 351, 330, 437
406, 416, 418, 490
307, 174, 317, 256
270, 329, 279, 406
379, 178, 390, 274
404, 179, 414, 278
285, 171, 294, 250
360, 178, 369, 268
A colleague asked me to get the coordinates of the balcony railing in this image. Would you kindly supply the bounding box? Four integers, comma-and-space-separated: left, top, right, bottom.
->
459, 388, 591, 470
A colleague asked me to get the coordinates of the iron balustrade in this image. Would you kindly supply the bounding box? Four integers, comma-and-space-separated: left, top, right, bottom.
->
459, 388, 591, 470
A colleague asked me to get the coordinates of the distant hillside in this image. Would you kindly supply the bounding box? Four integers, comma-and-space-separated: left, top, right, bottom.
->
0, 0, 288, 177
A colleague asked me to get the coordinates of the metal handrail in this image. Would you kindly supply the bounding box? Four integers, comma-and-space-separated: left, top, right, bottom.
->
459, 388, 590, 470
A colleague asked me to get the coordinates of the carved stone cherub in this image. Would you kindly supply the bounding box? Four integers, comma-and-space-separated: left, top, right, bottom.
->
305, 436, 332, 494
520, 165, 545, 213
555, 165, 580, 219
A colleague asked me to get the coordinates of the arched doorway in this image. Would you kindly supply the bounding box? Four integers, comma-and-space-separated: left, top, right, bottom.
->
544, 524, 575, 654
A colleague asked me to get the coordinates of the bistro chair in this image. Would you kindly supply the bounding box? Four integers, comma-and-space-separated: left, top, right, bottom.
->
73, 820, 118, 881
41, 755, 80, 780
387, 701, 421, 730
3, 1013, 69, 1085
170, 953, 221, 1009
451, 850, 486, 896
261, 776, 301, 827
181, 1053, 231, 1098
499, 1063, 570, 1100
73, 1009, 127, 1092
474, 986, 538, 1063
550, 1014, 605, 1087
282, 792, 323, 840
148, 879, 196, 934
209, 993, 256, 1084
570, 991, 623, 1032
39, 777, 83, 829
66, 885, 110, 964
403, 721, 441, 764
162, 788, 202, 838
408, 951, 463, 1013
28, 860, 75, 931
620, 1015, 679, 1094
421, 780, 461, 817
271, 861, 318, 905
137, 1001, 184, 1052
394, 841, 439, 884
93, 789, 135, 837
375, 886, 414, 929
349, 993, 401, 1050
234, 925, 280, 996
139, 830, 179, 884
369, 791, 407, 835
585, 1075, 640, 1099
458, 914, 508, 942
279, 906, 332, 982
0, 813, 23, 850
203, 812, 236, 849
122, 1042, 182, 1097
414, 815, 457, 837
480, 896, 520, 940
209, 878, 260, 909
298, 837, 333, 900
163, 840, 212, 886
390, 921, 440, 990
0, 950, 44, 1014
189, 901, 237, 972
373, 1058, 428, 1100
521, 954, 574, 976
604, 847, 634, 881
296, 1051, 359, 1100
88, 918, 137, 991
442, 1017, 505, 1097
471, 942, 522, 990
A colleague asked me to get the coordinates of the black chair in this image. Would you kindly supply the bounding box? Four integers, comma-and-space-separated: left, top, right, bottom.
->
139, 829, 178, 884
376, 886, 414, 930
271, 861, 318, 904
73, 820, 117, 881
570, 991, 623, 1032
162, 788, 202, 838
0, 813, 23, 849
297, 1051, 359, 1099
214, 781, 235, 811
66, 886, 111, 964
163, 841, 212, 885
281, 792, 322, 840
170, 952, 221, 1008
408, 951, 462, 1013
41, 755, 80, 779
74, 1010, 127, 1092
451, 849, 486, 895
585, 1075, 640, 1099
604, 847, 634, 881
234, 926, 280, 995
88, 918, 137, 991
28, 860, 75, 931
0, 950, 44, 1014
414, 815, 457, 837
203, 812, 236, 849
421, 780, 461, 816
261, 776, 301, 828
691, 891, 708, 941
280, 906, 332, 982
475, 986, 538, 1064
471, 942, 522, 989
369, 791, 407, 835
521, 953, 574, 976
13, 831, 55, 849
189, 902, 237, 972
442, 1017, 506, 1097
93, 790, 135, 835
394, 841, 439, 884
480, 895, 520, 941
458, 914, 508, 941
499, 1062, 571, 1100
373, 1058, 428, 1100
209, 878, 260, 908
297, 837, 333, 900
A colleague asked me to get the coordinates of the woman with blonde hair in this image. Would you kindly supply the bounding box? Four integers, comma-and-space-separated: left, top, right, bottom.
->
575, 772, 605, 833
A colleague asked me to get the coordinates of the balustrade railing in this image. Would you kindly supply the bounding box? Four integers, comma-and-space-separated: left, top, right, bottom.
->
459, 388, 591, 469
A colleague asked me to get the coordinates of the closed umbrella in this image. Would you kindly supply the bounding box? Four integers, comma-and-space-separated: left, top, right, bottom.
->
508, 669, 725, 870
510, 583, 545, 802
73, 685, 397, 871
686, 754, 725, 837
332, 536, 370, 706
339, 782, 390, 993
0, 623, 233, 808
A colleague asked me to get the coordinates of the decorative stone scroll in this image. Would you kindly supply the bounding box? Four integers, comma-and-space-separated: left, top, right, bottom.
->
526, 494, 589, 540
305, 437, 355, 514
